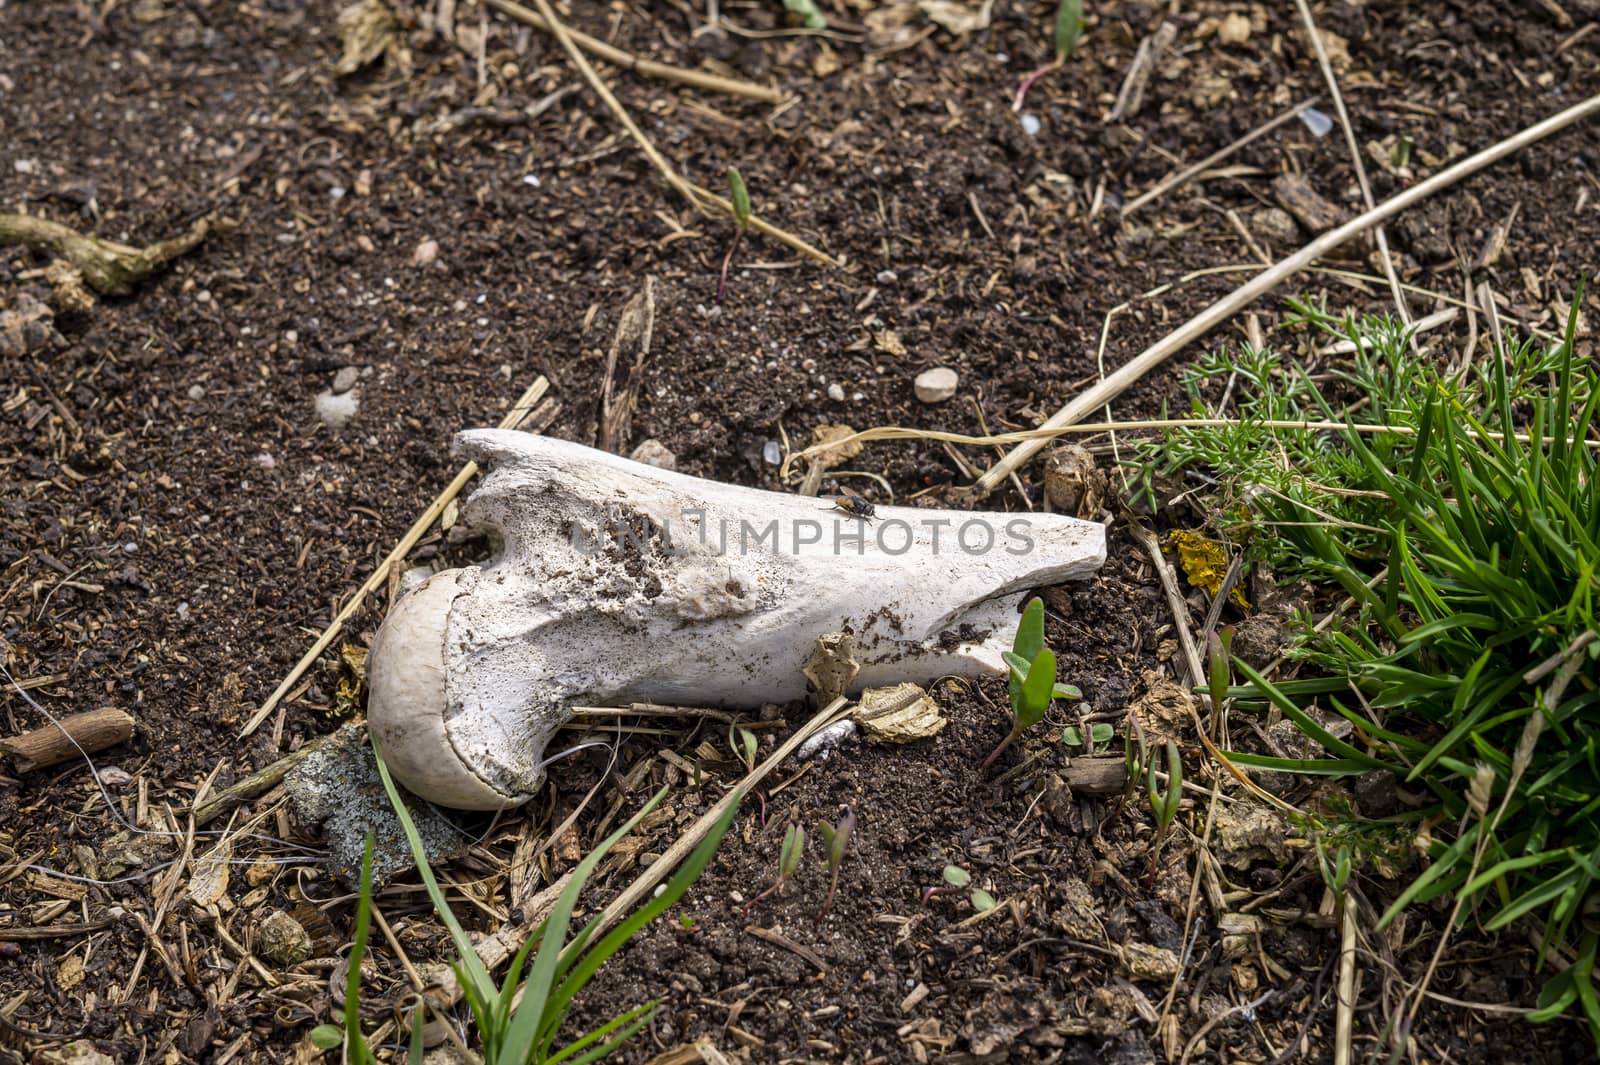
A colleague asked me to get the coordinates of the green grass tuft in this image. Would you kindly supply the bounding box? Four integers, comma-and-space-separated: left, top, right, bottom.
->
1140, 286, 1600, 1044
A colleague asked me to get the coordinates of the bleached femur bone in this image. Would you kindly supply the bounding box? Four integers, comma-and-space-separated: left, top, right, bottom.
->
366, 431, 1106, 809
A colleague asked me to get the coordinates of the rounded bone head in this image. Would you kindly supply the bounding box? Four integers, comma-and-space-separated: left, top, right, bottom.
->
367, 431, 1107, 809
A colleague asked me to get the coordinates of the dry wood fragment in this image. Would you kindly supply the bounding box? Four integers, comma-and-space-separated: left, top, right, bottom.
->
0, 920, 113, 942
0, 214, 208, 296
0, 708, 135, 773
1060, 755, 1129, 795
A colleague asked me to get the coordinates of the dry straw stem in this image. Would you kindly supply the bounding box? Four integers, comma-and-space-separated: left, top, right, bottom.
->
1122, 98, 1320, 216
781, 415, 1599, 477
429, 698, 852, 1016
1334, 890, 1359, 1065
970, 91, 1600, 499
525, 0, 840, 269
484, 0, 782, 103
239, 376, 551, 737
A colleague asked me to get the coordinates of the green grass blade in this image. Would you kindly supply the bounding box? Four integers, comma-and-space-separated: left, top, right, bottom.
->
373, 749, 499, 1005
500, 787, 672, 1062
543, 797, 742, 1045
345, 833, 376, 1065
1223, 751, 1375, 776
545, 1002, 657, 1065
1232, 658, 1385, 768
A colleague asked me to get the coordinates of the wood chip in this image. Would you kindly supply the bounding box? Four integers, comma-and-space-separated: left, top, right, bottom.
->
745, 925, 828, 973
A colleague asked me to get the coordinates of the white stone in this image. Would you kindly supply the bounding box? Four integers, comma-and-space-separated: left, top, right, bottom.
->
315, 388, 359, 429
629, 439, 677, 470
366, 432, 1106, 808
914, 367, 960, 404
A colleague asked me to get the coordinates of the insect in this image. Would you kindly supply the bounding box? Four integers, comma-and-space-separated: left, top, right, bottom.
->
821, 495, 877, 521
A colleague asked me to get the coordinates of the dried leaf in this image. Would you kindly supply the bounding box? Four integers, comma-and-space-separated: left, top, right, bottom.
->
188, 840, 232, 907
336, 0, 399, 75
917, 0, 991, 36
853, 683, 947, 742
808, 423, 864, 471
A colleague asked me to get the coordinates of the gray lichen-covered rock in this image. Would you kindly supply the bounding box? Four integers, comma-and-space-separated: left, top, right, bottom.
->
285, 725, 463, 887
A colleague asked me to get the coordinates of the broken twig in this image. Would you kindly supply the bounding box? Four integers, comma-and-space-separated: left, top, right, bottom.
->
0, 213, 208, 296
1, 708, 136, 773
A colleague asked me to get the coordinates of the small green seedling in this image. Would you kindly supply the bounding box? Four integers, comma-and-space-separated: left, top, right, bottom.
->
676, 913, 699, 935
1205, 627, 1233, 730
728, 725, 758, 773
728, 723, 768, 824
982, 597, 1081, 772
1145, 740, 1183, 874
1013, 0, 1083, 111
1062, 722, 1114, 753
814, 806, 855, 921
782, 0, 827, 30
1123, 713, 1148, 803
921, 864, 997, 912
744, 822, 805, 916
717, 166, 752, 303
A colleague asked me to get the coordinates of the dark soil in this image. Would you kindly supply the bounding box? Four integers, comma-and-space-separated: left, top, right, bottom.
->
3, 0, 1597, 1062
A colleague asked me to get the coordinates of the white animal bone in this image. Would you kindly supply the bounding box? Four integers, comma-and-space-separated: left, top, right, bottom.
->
366, 431, 1107, 809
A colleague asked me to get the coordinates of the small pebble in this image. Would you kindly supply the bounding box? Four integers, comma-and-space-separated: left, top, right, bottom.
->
1251, 207, 1299, 246
253, 452, 276, 470
1020, 113, 1042, 136
762, 440, 782, 465
99, 767, 133, 788
186, 384, 206, 401
1217, 12, 1251, 43
914, 366, 960, 404
410, 238, 440, 267
331, 366, 360, 394
876, 270, 898, 285
258, 911, 312, 967
827, 383, 846, 402
630, 439, 677, 470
